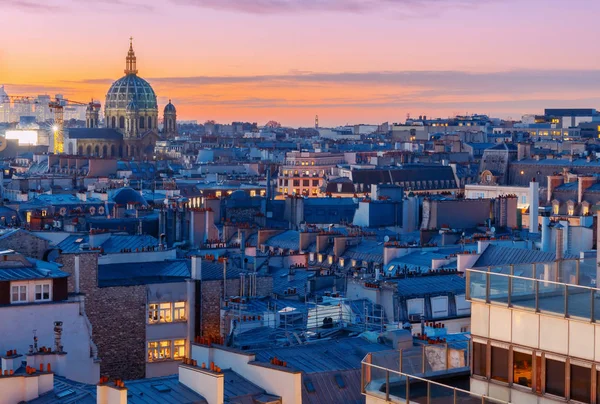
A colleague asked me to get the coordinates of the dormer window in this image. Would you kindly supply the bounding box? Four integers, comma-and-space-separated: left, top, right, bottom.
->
552, 201, 560, 215
11, 285, 27, 303
35, 283, 51, 301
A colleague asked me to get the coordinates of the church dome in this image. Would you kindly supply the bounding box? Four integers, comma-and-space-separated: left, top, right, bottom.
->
106, 74, 157, 111
112, 187, 148, 207
164, 100, 176, 113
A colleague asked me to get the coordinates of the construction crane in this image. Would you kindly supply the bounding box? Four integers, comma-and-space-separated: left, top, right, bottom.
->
0, 95, 95, 153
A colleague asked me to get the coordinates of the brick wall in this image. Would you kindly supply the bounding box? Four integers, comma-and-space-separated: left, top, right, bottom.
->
57, 253, 147, 379
199, 276, 272, 338
0, 231, 49, 260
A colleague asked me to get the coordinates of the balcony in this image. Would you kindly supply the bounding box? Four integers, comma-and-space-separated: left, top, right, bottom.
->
466, 258, 599, 321
361, 348, 508, 404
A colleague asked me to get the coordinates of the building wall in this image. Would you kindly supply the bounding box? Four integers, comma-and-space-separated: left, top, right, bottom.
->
0, 231, 49, 260
0, 301, 99, 384
422, 199, 491, 230
465, 184, 530, 209
57, 253, 147, 379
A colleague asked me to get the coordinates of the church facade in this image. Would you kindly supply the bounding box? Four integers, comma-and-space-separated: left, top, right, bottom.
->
65, 39, 176, 159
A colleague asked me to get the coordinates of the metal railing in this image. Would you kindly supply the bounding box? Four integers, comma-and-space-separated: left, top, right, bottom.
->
467, 263, 600, 322
362, 352, 509, 404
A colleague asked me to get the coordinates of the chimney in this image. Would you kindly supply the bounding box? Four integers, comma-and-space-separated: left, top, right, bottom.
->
555, 223, 564, 261
333, 237, 348, 258
541, 217, 551, 252
529, 180, 539, 234
191, 256, 202, 280
97, 381, 127, 404
517, 142, 531, 161
53, 321, 63, 353
547, 175, 564, 203
578, 176, 595, 204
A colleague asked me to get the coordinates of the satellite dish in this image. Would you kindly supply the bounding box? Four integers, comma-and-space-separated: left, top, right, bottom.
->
384, 235, 390, 242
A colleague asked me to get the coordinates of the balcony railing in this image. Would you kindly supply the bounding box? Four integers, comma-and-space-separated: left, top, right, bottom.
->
466, 260, 600, 321
362, 350, 509, 404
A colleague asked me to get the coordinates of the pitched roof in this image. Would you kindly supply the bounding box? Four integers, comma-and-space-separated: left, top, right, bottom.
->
395, 274, 465, 297
472, 244, 565, 268
66, 128, 123, 140
0, 256, 67, 282
98, 260, 189, 287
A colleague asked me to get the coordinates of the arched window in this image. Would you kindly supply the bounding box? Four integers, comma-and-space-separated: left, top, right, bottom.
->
86, 145, 92, 155
119, 116, 125, 129
148, 116, 152, 129
68, 143, 73, 155
139, 116, 145, 129
110, 145, 116, 157
78, 145, 83, 155
94, 145, 100, 156
102, 145, 108, 157
111, 116, 116, 128
118, 145, 123, 158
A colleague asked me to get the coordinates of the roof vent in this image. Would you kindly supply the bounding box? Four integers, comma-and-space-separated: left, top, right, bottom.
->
151, 384, 171, 393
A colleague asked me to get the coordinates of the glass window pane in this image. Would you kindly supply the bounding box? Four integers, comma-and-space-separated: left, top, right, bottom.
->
545, 359, 565, 397
570, 365, 591, 403
490, 347, 508, 383
513, 351, 532, 388
473, 342, 487, 377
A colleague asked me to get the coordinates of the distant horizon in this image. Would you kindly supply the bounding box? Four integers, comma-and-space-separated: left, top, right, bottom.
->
3, 0, 600, 127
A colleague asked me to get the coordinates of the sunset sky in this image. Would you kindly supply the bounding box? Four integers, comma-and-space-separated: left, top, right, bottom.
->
2, 0, 600, 127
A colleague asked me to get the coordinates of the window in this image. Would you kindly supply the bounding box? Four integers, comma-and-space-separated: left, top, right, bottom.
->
490, 346, 508, 383
174, 302, 186, 321
521, 196, 526, 204
312, 180, 319, 187
293, 180, 300, 187
513, 351, 532, 388
570, 364, 591, 403
159, 303, 172, 322
148, 303, 159, 323
303, 180, 309, 187
472, 342, 487, 377
545, 358, 565, 397
147, 340, 171, 362
11, 285, 27, 303
173, 339, 185, 360
34, 284, 50, 301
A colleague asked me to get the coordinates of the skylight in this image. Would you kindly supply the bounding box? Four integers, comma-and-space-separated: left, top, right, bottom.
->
151, 384, 171, 393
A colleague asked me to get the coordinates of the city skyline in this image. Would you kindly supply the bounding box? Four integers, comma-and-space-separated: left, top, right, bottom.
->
3, 0, 600, 126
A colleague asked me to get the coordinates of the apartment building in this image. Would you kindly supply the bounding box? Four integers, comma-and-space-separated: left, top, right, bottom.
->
277, 151, 345, 197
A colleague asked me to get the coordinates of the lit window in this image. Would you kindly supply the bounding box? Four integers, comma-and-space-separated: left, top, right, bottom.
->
583, 205, 589, 215
250, 190, 256, 197
174, 302, 186, 321
513, 351, 532, 388
159, 303, 172, 322
568, 206, 574, 216
553, 204, 559, 215
148, 303, 159, 323
215, 191, 222, 198
147, 340, 172, 362
11, 285, 27, 303
34, 284, 50, 301
41, 210, 47, 217
173, 339, 185, 360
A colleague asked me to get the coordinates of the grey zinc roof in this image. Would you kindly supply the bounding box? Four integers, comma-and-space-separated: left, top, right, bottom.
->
124, 375, 207, 404
57, 234, 158, 254
98, 260, 189, 287
0, 258, 67, 282
395, 274, 466, 297
302, 369, 363, 404
222, 370, 267, 402
472, 245, 569, 268
253, 336, 388, 374
27, 376, 96, 404
270, 267, 313, 296
264, 230, 299, 250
